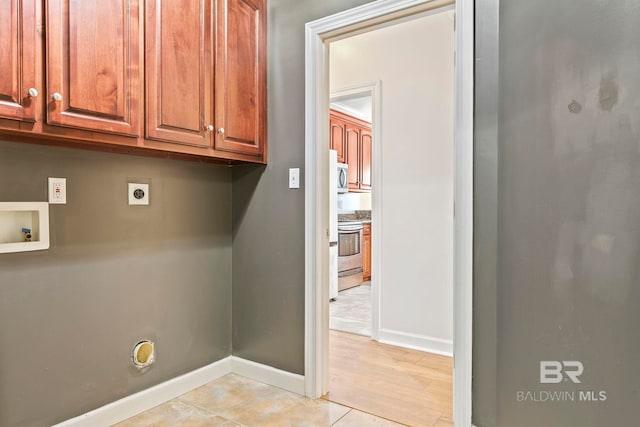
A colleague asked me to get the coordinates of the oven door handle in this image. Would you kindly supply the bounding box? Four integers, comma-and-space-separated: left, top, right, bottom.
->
338, 225, 363, 232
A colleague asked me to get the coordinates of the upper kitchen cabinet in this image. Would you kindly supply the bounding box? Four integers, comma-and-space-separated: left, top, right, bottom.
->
46, 0, 142, 136
330, 115, 346, 163
0, 0, 40, 124
345, 123, 360, 189
0, 0, 267, 163
330, 109, 371, 192
145, 0, 267, 161
359, 129, 372, 191
145, 0, 213, 147
214, 0, 267, 160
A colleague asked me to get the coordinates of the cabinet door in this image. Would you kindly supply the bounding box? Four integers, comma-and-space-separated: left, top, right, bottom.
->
330, 115, 345, 163
145, 0, 213, 147
0, 0, 39, 122
214, 0, 267, 159
46, 0, 141, 136
362, 223, 371, 281
360, 128, 372, 191
346, 124, 360, 190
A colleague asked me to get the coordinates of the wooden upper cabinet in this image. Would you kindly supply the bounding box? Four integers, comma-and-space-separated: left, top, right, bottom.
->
214, 0, 267, 159
145, 0, 213, 147
330, 116, 346, 163
0, 0, 39, 122
46, 0, 141, 136
360, 129, 372, 191
345, 124, 360, 190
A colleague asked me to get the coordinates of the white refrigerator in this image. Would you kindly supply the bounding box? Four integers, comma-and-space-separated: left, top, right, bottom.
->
329, 150, 339, 300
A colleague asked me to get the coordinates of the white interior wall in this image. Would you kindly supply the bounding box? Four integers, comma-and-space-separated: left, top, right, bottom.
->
330, 9, 454, 354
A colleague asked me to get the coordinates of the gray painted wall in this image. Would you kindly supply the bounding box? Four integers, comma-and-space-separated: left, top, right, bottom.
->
231, 0, 374, 374
0, 140, 232, 426
476, 1, 640, 425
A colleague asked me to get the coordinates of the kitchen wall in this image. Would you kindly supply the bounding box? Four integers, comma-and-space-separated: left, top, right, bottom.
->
0, 140, 232, 426
231, 0, 374, 375
475, 0, 640, 425
330, 9, 455, 353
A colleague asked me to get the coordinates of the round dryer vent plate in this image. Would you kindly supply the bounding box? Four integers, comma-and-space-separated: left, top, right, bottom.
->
132, 340, 155, 368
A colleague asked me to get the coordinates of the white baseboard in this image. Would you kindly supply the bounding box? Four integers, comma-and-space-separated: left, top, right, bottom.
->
230, 356, 305, 395
53, 356, 305, 427
53, 357, 232, 427
378, 328, 453, 357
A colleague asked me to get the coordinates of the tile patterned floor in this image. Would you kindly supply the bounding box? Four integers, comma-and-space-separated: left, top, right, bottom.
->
329, 282, 371, 336
114, 374, 405, 427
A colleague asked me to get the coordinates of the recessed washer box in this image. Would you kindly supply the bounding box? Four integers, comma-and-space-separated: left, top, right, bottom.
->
0, 202, 50, 254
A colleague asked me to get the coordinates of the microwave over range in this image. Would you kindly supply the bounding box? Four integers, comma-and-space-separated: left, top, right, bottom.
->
337, 162, 348, 193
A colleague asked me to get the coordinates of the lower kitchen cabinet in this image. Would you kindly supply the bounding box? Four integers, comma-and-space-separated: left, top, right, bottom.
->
363, 222, 371, 281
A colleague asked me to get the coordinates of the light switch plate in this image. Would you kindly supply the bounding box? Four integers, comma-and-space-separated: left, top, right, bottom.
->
48, 177, 67, 204
128, 183, 149, 205
289, 168, 300, 189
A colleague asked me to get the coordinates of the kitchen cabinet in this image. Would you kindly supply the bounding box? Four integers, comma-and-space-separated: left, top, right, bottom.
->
0, 0, 267, 164
145, 0, 212, 147
0, 0, 40, 124
345, 124, 360, 189
146, 0, 267, 160
214, 0, 267, 158
363, 222, 371, 281
359, 129, 372, 191
47, 0, 142, 136
330, 116, 346, 163
329, 109, 371, 192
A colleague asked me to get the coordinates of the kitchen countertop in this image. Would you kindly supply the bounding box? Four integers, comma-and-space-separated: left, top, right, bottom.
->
338, 210, 371, 222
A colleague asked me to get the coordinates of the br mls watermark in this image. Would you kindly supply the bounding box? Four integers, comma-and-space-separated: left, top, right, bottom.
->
515, 361, 607, 403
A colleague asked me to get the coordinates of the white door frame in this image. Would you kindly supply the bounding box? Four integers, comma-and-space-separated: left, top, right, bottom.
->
330, 82, 382, 342
304, 1, 474, 426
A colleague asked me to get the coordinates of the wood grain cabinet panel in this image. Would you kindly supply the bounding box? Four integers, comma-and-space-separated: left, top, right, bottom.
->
46, 0, 141, 136
145, 0, 212, 147
360, 129, 372, 191
0, 0, 268, 163
214, 0, 267, 159
345, 124, 360, 190
331, 109, 372, 193
330, 116, 346, 163
363, 222, 371, 281
0, 0, 39, 123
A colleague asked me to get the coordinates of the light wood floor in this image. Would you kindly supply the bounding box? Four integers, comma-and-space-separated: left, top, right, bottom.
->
325, 330, 453, 427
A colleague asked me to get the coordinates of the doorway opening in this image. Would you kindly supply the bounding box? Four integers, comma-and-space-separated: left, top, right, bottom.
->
329, 85, 377, 339
304, 0, 473, 426
325, 5, 455, 425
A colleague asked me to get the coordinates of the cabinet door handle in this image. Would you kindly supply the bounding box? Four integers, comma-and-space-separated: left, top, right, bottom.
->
217, 127, 225, 134
52, 92, 63, 102
27, 88, 38, 98
205, 124, 215, 131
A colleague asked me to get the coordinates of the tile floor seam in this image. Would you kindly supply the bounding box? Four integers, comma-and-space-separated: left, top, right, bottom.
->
175, 396, 231, 420
329, 408, 352, 426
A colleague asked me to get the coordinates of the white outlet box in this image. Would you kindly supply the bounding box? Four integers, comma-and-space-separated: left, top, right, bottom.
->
289, 168, 300, 189
128, 183, 149, 205
48, 177, 67, 204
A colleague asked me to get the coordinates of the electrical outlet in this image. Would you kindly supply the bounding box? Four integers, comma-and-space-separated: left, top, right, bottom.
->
289, 168, 300, 189
48, 177, 67, 204
128, 183, 149, 205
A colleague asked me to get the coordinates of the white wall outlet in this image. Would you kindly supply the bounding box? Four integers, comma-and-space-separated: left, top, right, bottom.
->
289, 168, 300, 189
128, 183, 149, 205
48, 177, 67, 204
